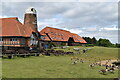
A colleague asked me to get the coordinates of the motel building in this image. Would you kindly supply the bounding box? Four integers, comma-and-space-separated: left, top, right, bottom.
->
0, 7, 87, 51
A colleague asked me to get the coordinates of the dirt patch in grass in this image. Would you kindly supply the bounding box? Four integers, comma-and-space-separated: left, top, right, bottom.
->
97, 59, 120, 65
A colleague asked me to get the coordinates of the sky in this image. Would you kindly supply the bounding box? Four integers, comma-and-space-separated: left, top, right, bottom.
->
0, 0, 119, 44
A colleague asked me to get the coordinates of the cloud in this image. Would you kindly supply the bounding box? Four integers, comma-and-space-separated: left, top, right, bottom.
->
80, 29, 118, 43
1, 0, 119, 2
0, 15, 8, 18
103, 27, 120, 31
1, 2, 118, 43
63, 28, 83, 34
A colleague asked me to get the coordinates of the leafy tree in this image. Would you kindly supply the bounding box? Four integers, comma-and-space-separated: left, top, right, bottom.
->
97, 38, 112, 47
91, 37, 97, 45
82, 37, 114, 47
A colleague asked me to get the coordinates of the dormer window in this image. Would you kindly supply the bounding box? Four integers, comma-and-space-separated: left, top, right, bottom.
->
58, 33, 61, 36
57, 37, 61, 40
52, 37, 55, 39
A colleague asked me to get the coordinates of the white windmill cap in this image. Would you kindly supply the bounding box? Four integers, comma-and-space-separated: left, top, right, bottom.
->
25, 7, 37, 14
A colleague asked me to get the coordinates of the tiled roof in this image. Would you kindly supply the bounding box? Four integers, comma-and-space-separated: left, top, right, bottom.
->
71, 33, 87, 43
40, 27, 87, 43
0, 17, 87, 43
0, 17, 34, 37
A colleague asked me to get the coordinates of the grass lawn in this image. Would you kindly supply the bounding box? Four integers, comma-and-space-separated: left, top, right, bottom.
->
2, 46, 119, 78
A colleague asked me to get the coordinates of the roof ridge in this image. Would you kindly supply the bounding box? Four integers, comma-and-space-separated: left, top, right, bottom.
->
45, 26, 70, 32
0, 17, 18, 19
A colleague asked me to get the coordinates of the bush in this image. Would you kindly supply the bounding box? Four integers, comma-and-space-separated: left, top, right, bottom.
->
61, 42, 66, 46
116, 43, 120, 48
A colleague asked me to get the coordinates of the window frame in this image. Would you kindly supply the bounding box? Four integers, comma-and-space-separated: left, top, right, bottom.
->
10, 38, 18, 42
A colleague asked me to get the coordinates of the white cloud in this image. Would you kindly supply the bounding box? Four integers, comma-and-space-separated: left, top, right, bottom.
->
1, 0, 119, 2
104, 27, 119, 31
84, 27, 98, 32
99, 26, 120, 31
0, 15, 8, 18
63, 28, 83, 34
1, 2, 118, 43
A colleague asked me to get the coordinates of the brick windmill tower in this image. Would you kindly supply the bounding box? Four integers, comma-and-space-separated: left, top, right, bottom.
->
24, 7, 38, 32
24, 7, 40, 50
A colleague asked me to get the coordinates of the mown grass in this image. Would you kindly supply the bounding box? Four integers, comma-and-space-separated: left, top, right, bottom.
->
2, 46, 119, 78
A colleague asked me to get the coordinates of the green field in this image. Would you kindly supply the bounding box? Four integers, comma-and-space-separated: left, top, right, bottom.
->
2, 46, 119, 78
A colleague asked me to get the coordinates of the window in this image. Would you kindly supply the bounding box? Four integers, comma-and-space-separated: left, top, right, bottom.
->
0, 38, 3, 42
57, 37, 61, 40
41, 35, 45, 40
21, 39, 25, 45
41, 36, 44, 39
41, 43, 44, 46
55, 33, 57, 35
51, 32, 55, 35
52, 37, 55, 39
58, 33, 61, 36
61, 34, 64, 36
62, 37, 64, 40
73, 36, 75, 37
10, 38, 17, 41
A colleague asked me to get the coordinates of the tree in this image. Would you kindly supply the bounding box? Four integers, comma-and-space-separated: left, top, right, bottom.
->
97, 38, 112, 47
82, 36, 114, 47
82, 37, 92, 44
91, 37, 97, 45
